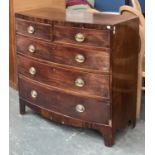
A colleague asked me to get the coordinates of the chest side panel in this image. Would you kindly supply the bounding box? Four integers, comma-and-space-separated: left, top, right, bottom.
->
111, 18, 140, 130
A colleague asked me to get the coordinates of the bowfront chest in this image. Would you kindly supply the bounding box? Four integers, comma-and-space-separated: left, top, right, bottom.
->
15, 8, 139, 147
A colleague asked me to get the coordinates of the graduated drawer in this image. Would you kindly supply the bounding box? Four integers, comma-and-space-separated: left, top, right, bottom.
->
54, 25, 110, 48
19, 76, 110, 124
16, 35, 110, 73
17, 55, 110, 99
15, 18, 51, 40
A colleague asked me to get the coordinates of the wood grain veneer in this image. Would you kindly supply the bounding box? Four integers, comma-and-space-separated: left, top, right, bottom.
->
15, 8, 140, 147
9, 0, 65, 89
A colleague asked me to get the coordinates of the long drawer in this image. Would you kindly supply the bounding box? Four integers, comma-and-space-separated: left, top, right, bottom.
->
16, 35, 110, 73
19, 76, 111, 124
17, 55, 110, 99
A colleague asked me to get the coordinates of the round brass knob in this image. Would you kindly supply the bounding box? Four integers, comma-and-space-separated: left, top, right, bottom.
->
75, 54, 85, 63
75, 104, 85, 113
31, 90, 38, 99
27, 26, 35, 34
75, 33, 85, 43
29, 67, 36, 75
75, 78, 85, 88
28, 45, 36, 53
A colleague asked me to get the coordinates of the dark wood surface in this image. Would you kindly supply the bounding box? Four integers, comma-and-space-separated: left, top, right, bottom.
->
19, 76, 110, 124
17, 55, 110, 99
15, 7, 138, 26
16, 35, 110, 73
15, 8, 140, 147
54, 25, 110, 48
111, 18, 139, 130
15, 18, 52, 41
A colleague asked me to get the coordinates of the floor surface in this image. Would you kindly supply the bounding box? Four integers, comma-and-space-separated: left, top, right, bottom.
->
10, 88, 145, 155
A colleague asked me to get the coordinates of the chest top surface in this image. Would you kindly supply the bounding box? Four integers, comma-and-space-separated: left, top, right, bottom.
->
15, 7, 138, 26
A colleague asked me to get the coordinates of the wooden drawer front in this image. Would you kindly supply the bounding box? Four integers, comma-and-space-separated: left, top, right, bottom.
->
19, 77, 110, 124
15, 19, 51, 40
16, 35, 110, 72
54, 26, 110, 48
17, 55, 110, 99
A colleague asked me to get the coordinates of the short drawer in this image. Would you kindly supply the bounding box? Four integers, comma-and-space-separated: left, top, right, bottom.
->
19, 77, 111, 124
17, 55, 110, 99
15, 18, 51, 40
54, 25, 110, 48
16, 35, 110, 72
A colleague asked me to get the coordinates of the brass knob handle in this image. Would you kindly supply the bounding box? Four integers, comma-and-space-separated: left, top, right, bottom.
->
31, 90, 38, 98
75, 54, 85, 63
75, 78, 85, 88
28, 45, 36, 53
29, 67, 36, 75
27, 26, 35, 34
75, 104, 85, 113
75, 33, 85, 43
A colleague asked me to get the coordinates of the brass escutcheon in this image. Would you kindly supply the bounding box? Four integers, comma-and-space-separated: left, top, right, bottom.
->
28, 45, 36, 53
75, 54, 85, 63
31, 90, 38, 99
29, 67, 36, 75
27, 25, 35, 34
75, 33, 85, 42
75, 104, 85, 113
75, 78, 85, 88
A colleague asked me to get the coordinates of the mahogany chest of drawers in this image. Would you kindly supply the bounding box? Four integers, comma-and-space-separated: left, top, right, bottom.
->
15, 8, 140, 147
